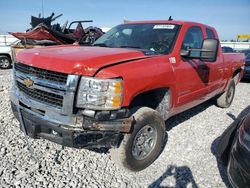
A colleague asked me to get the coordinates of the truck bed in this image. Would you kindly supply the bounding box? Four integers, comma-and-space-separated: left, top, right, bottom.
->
222, 52, 245, 81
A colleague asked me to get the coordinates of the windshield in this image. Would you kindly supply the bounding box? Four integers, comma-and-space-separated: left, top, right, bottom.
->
93, 23, 180, 55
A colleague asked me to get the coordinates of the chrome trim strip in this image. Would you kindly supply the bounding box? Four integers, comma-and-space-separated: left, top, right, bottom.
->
66, 75, 80, 91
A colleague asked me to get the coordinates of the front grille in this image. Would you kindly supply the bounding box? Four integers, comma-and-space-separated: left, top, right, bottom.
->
15, 63, 68, 84
17, 81, 63, 107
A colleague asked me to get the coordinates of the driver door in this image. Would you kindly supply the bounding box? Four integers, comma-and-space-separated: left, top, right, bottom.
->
174, 26, 210, 109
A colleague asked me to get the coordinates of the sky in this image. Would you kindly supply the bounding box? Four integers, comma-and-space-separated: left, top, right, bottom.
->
0, 0, 249, 40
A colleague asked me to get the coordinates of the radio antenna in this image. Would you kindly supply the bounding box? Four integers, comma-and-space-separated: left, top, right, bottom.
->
41, 0, 44, 17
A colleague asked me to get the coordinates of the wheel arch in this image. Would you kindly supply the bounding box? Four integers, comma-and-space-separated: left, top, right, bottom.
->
129, 87, 171, 120
0, 53, 12, 60
232, 68, 242, 84
232, 68, 242, 77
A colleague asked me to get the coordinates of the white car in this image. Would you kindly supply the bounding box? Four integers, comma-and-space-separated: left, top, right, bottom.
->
0, 45, 13, 69
0, 35, 19, 69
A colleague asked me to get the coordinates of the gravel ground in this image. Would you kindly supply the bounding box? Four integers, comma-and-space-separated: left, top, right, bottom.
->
0, 69, 250, 188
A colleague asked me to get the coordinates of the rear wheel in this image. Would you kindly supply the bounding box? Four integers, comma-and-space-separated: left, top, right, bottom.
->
110, 107, 166, 171
216, 80, 235, 108
0, 55, 12, 69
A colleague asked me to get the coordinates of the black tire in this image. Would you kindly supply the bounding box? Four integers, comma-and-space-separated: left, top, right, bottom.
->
110, 107, 166, 171
0, 55, 12, 69
216, 80, 235, 108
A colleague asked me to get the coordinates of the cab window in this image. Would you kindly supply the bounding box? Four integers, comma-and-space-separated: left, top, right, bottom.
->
181, 26, 203, 57
206, 28, 216, 39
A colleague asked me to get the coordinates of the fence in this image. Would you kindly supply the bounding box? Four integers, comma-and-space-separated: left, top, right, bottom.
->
220, 42, 250, 50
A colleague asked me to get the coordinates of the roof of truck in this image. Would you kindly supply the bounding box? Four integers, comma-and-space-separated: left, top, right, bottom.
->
123, 20, 214, 29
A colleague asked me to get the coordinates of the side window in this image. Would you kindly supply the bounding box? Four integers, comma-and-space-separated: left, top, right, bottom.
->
182, 26, 203, 57
206, 28, 215, 39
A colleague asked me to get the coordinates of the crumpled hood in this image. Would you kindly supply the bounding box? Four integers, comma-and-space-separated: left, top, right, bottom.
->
16, 45, 150, 76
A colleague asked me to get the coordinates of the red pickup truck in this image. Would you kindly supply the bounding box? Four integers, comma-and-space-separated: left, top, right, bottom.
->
11, 20, 245, 171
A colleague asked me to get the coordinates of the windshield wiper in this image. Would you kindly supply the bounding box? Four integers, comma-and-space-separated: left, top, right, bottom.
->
144, 51, 160, 55
93, 43, 108, 47
119, 45, 142, 49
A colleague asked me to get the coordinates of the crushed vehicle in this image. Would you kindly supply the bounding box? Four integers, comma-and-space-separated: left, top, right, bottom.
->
10, 13, 104, 45
10, 19, 245, 171
9, 13, 104, 60
217, 110, 250, 187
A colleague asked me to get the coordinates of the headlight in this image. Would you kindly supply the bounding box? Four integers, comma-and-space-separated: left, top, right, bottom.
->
76, 77, 123, 110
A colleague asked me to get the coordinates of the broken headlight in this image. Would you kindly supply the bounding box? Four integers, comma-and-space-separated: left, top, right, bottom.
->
76, 77, 123, 110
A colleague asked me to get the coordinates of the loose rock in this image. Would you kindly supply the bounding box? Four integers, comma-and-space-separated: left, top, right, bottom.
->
1, 69, 250, 187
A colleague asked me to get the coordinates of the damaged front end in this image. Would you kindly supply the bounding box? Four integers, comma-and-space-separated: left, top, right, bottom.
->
10, 62, 132, 149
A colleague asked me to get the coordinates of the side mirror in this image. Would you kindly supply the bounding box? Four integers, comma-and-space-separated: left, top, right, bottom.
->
180, 39, 219, 62
200, 39, 219, 62
180, 49, 190, 56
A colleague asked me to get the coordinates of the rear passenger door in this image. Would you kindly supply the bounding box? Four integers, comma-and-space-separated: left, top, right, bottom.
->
204, 28, 223, 97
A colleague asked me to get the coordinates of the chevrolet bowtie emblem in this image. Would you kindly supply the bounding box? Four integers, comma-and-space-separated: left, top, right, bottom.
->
23, 78, 34, 88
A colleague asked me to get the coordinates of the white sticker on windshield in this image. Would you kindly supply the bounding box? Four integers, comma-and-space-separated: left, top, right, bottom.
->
153, 24, 175, 29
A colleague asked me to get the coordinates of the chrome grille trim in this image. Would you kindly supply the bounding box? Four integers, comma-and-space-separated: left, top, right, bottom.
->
16, 77, 66, 95
15, 70, 66, 91
13, 62, 80, 115
17, 81, 63, 107
15, 62, 68, 83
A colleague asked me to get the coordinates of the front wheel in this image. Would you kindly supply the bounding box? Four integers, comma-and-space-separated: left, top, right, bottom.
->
216, 79, 235, 108
110, 107, 166, 171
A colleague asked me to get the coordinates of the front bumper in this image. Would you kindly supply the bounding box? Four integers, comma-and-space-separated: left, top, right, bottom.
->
11, 102, 128, 148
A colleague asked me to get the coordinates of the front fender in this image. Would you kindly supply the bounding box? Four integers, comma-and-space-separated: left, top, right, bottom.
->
95, 55, 176, 107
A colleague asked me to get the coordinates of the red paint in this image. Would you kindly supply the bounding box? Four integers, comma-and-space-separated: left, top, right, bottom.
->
16, 45, 150, 76
16, 20, 245, 117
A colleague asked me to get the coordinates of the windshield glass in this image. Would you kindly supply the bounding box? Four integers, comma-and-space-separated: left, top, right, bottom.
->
94, 23, 180, 55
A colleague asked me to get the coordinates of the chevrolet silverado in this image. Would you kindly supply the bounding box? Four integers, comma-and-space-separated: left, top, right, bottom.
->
10, 20, 245, 171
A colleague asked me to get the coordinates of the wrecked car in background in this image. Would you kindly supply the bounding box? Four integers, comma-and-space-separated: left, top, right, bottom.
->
9, 13, 104, 60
